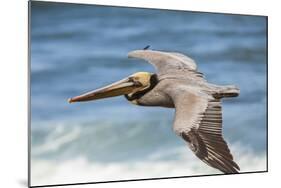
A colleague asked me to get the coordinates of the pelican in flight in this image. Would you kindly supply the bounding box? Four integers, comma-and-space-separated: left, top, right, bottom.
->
69, 50, 240, 173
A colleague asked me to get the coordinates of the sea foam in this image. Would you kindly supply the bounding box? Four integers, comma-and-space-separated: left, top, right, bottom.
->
31, 143, 266, 186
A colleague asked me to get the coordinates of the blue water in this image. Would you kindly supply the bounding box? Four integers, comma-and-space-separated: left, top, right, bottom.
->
30, 1, 267, 181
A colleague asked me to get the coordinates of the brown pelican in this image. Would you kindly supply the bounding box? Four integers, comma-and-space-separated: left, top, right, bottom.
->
68, 50, 240, 173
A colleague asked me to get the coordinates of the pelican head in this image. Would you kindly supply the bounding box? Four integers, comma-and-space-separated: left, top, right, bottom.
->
68, 72, 157, 104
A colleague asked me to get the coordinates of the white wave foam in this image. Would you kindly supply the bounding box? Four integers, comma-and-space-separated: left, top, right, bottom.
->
32, 125, 81, 155
31, 143, 266, 186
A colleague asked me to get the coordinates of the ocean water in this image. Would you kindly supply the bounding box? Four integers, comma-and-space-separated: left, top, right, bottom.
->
30, 1, 267, 186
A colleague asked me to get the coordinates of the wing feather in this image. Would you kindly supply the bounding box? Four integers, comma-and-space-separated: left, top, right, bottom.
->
128, 50, 204, 80
170, 90, 240, 174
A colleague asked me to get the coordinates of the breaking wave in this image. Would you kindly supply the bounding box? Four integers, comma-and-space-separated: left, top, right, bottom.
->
31, 143, 266, 186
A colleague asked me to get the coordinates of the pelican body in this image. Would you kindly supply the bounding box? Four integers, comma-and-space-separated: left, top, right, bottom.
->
69, 50, 240, 173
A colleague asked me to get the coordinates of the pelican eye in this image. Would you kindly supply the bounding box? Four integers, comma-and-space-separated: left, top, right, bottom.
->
128, 77, 134, 82
134, 81, 142, 87
128, 77, 142, 87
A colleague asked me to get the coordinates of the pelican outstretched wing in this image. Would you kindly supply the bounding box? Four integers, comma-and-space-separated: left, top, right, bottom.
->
128, 50, 204, 79
169, 87, 240, 173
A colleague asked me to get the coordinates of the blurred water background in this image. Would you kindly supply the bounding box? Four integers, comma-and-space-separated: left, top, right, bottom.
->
30, 1, 267, 186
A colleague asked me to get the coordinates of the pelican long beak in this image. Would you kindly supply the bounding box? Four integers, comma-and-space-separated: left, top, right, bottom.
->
68, 77, 141, 103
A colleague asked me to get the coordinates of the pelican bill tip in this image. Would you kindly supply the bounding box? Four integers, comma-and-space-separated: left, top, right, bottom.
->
68, 98, 73, 103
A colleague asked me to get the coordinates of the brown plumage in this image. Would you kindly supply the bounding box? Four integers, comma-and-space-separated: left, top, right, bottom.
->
128, 50, 240, 173
69, 49, 240, 173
